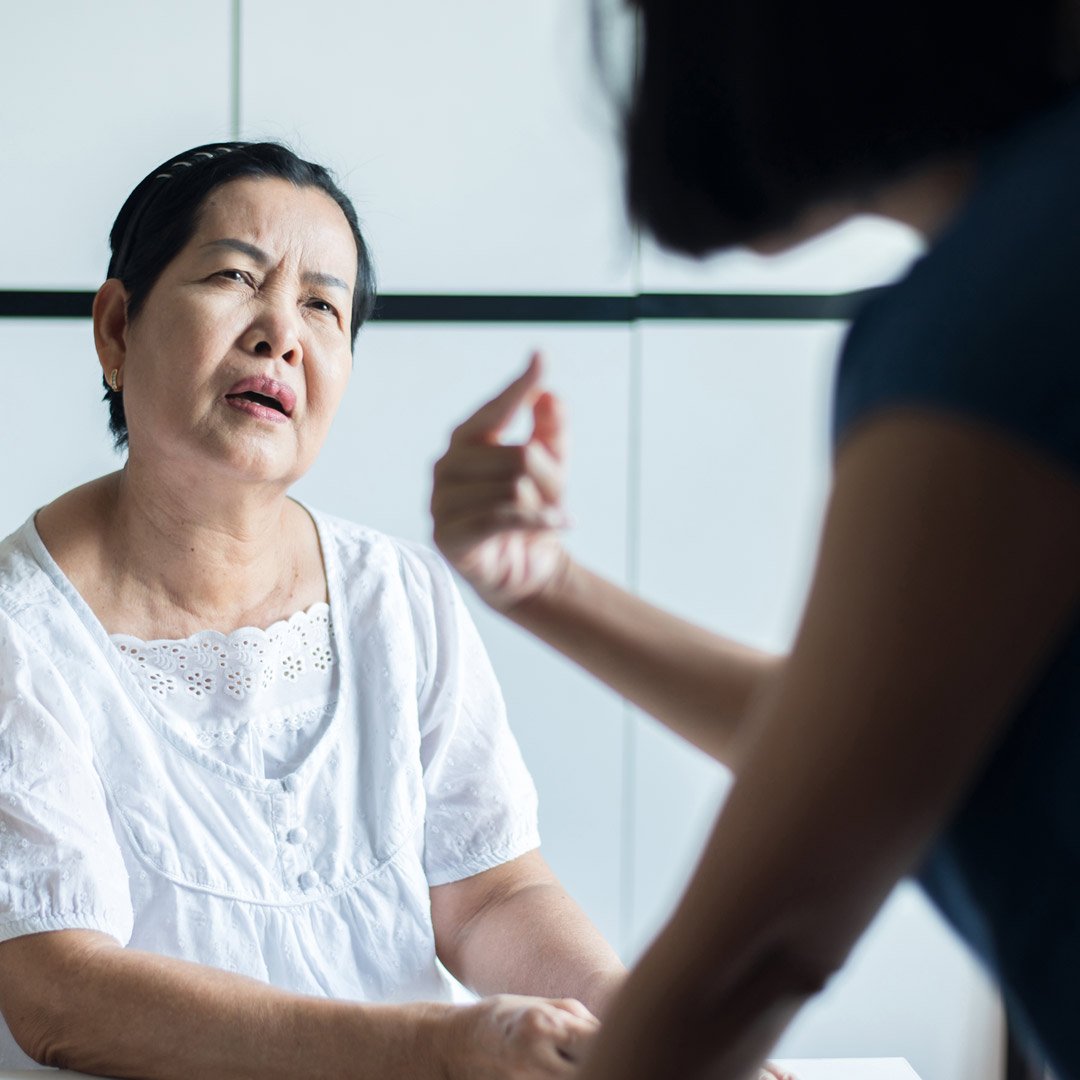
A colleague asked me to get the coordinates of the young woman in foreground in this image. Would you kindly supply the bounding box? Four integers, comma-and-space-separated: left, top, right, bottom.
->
431, 2, 1080, 1077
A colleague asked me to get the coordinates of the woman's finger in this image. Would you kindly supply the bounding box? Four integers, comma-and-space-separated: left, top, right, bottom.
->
432, 477, 536, 518
439, 504, 567, 543
550, 1010, 601, 1064
524, 439, 563, 505
434, 445, 562, 511
435, 443, 553, 484
451, 353, 544, 446
761, 1064, 797, 1080
549, 998, 600, 1024
531, 390, 568, 463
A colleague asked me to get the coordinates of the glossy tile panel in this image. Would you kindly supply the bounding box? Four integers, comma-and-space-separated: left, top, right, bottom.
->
641, 215, 924, 295
0, 1, 232, 289
241, 1, 632, 293
0, 319, 121, 537
292, 323, 632, 943
631, 323, 1001, 1080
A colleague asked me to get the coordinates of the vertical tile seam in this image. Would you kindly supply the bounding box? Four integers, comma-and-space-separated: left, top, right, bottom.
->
619, 319, 642, 958
619, 131, 645, 954
230, 0, 241, 139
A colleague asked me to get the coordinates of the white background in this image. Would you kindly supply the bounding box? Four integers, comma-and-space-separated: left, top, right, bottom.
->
0, 3, 1000, 1079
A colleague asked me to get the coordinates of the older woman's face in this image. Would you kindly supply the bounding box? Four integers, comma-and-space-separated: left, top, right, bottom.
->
120, 176, 358, 490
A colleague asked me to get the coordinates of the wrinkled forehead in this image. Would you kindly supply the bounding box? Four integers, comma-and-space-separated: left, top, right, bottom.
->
191, 176, 359, 282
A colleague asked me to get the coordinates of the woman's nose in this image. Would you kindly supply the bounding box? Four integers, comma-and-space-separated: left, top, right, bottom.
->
242, 305, 303, 366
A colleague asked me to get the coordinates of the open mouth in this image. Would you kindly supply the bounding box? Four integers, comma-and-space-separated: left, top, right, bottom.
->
224, 376, 296, 419
228, 390, 287, 414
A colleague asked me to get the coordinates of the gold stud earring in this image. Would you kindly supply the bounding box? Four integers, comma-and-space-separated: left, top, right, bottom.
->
110, 368, 120, 392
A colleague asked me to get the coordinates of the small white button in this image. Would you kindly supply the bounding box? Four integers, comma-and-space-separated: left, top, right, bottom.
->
282, 776, 299, 793
286, 827, 308, 846
299, 869, 319, 890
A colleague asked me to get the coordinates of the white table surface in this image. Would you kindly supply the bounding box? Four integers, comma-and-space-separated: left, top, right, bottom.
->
0, 1061, 922, 1079
775, 1061, 922, 1079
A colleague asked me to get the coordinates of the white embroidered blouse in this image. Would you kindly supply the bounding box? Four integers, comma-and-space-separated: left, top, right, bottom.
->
0, 509, 540, 1069
111, 602, 340, 779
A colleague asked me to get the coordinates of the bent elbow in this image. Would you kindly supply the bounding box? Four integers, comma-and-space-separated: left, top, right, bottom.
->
8, 1007, 82, 1071
767, 943, 837, 1002
711, 939, 839, 1018
2, 975, 102, 1072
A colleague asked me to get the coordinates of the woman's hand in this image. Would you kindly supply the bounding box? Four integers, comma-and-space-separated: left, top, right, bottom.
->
762, 1063, 798, 1080
439, 994, 600, 1079
431, 354, 570, 612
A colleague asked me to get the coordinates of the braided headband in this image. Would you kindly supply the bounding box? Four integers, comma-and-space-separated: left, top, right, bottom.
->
153, 146, 234, 181
110, 145, 236, 282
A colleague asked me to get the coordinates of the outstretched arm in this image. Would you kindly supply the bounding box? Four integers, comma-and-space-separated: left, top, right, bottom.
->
431, 355, 782, 767
575, 410, 1080, 1080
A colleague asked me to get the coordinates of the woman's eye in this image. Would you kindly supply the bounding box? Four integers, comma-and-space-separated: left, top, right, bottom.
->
217, 269, 251, 285
308, 298, 338, 316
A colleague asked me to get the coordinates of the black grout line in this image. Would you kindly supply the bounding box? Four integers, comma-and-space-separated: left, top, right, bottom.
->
0, 290, 881, 324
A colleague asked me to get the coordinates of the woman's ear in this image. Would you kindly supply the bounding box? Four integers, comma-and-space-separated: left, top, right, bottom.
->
93, 278, 131, 385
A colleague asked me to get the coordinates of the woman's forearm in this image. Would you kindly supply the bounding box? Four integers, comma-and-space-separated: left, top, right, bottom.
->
431, 851, 626, 1020
1, 931, 447, 1080
451, 880, 625, 1016
510, 557, 783, 766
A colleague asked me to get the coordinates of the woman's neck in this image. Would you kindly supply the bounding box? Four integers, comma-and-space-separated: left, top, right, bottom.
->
869, 154, 977, 242
36, 466, 327, 639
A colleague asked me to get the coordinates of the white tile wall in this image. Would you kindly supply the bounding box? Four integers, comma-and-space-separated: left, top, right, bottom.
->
0, 3, 1007, 1078
640, 214, 925, 294
292, 323, 632, 942
628, 321, 841, 957
0, 320, 121, 537
631, 323, 1003, 1080
240, 0, 632, 294
0, 1, 233, 289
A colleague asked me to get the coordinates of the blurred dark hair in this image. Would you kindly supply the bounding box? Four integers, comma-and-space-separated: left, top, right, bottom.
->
618, 0, 1077, 256
103, 141, 376, 448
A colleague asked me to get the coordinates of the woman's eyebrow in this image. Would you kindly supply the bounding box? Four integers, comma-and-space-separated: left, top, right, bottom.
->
200, 237, 271, 264
303, 270, 350, 293
200, 238, 349, 292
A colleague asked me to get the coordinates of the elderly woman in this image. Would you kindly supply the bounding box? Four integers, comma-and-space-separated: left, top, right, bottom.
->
430, 2, 1080, 1079
0, 142, 624, 1078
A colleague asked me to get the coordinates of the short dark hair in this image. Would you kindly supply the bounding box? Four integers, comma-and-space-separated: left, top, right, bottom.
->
103, 141, 376, 448
620, 0, 1075, 256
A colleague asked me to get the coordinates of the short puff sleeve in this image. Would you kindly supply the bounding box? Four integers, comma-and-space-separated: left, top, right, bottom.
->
0, 610, 134, 945
396, 542, 540, 887
834, 91, 1080, 481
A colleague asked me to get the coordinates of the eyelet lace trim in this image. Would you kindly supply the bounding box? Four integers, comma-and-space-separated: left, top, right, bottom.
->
111, 603, 335, 702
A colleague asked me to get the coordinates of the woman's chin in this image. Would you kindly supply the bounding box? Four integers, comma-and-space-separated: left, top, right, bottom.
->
137, 439, 307, 498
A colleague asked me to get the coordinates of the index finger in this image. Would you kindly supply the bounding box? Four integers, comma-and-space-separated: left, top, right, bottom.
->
452, 352, 543, 446
551, 1011, 601, 1065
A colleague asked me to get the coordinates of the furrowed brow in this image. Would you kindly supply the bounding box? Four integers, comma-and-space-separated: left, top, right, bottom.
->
302, 270, 350, 293
200, 238, 272, 265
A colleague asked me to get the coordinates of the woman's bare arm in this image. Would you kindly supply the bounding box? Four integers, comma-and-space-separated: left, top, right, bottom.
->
509, 559, 782, 766
0, 929, 446, 1080
0, 927, 598, 1080
430, 849, 626, 1018
574, 410, 1080, 1080
431, 355, 781, 767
